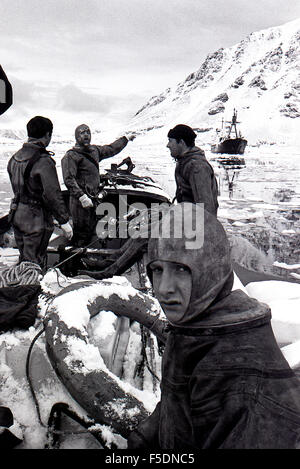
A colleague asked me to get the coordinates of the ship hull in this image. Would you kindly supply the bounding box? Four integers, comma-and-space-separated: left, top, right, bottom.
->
212, 138, 247, 155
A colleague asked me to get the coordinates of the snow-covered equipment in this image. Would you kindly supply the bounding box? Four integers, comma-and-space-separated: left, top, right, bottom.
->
43, 278, 167, 441
0, 159, 171, 448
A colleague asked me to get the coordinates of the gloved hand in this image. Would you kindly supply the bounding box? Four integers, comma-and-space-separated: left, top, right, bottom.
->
79, 194, 93, 208
61, 221, 73, 240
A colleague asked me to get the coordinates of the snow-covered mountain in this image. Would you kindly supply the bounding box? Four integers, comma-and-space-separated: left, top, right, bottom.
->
0, 128, 26, 140
128, 18, 300, 146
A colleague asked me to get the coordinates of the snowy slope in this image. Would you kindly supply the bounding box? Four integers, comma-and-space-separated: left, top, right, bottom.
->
0, 129, 25, 141
127, 18, 300, 145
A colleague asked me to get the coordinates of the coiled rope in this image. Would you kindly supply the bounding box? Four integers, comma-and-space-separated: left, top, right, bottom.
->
0, 261, 42, 288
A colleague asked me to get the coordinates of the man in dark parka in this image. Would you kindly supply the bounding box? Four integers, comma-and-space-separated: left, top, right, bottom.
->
7, 116, 72, 271
61, 125, 135, 246
128, 203, 300, 449
167, 125, 219, 215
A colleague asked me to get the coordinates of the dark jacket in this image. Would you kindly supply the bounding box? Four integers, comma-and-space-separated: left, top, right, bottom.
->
0, 284, 41, 332
7, 141, 69, 225
61, 137, 128, 199
153, 291, 300, 449
129, 204, 300, 449
175, 147, 219, 215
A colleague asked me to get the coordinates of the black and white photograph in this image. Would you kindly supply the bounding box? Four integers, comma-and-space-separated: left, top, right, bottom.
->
0, 0, 300, 452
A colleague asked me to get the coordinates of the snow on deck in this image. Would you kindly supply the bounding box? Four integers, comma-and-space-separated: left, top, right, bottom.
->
245, 280, 300, 347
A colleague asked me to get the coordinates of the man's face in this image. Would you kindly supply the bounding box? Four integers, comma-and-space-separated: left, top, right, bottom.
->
167, 137, 182, 159
75, 125, 91, 147
43, 131, 52, 148
149, 260, 192, 324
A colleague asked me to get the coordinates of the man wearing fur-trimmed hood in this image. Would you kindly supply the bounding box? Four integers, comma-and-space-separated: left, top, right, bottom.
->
128, 202, 300, 449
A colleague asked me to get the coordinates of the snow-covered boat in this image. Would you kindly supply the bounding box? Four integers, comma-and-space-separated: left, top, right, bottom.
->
0, 270, 167, 449
44, 278, 167, 441
211, 109, 247, 155
1, 156, 300, 449
2, 267, 299, 449
0, 158, 172, 448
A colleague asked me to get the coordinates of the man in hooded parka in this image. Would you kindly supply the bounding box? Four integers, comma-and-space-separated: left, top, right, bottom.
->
61, 125, 135, 246
7, 116, 72, 270
128, 203, 300, 449
167, 125, 219, 215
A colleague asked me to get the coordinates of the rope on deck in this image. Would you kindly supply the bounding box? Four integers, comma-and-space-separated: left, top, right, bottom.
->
0, 261, 42, 288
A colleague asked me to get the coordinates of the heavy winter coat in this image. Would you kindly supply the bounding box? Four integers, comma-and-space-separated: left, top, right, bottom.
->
7, 141, 69, 267
175, 147, 219, 215
128, 204, 300, 449
7, 142, 69, 225
61, 137, 128, 199
61, 137, 128, 245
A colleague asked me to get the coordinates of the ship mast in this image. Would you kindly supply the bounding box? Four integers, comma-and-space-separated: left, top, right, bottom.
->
226, 108, 240, 138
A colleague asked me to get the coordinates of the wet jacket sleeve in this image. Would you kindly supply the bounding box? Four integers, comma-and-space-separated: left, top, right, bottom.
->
61, 152, 85, 199
127, 402, 161, 449
38, 158, 70, 225
96, 136, 128, 161
183, 160, 216, 213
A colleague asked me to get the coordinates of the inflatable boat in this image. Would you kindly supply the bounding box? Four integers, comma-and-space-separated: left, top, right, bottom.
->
0, 157, 299, 449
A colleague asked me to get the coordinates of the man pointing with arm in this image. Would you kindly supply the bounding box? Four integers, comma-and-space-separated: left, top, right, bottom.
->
62, 124, 135, 247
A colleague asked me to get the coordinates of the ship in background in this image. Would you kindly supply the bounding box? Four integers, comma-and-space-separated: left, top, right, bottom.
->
211, 109, 248, 155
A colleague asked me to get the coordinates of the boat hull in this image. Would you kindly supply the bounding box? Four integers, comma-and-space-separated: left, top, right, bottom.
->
212, 138, 247, 155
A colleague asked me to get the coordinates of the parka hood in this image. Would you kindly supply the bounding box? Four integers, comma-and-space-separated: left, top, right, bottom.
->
183, 146, 205, 158
12, 140, 45, 162
175, 146, 205, 162
147, 203, 234, 326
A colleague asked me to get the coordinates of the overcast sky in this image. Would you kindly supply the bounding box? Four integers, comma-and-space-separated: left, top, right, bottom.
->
1, 0, 300, 131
